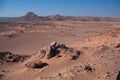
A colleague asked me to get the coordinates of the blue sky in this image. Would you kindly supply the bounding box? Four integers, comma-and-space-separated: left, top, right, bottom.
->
0, 0, 120, 17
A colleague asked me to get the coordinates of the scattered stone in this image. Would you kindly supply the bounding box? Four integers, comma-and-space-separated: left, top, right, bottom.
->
25, 60, 48, 68
0, 51, 29, 63
67, 48, 81, 60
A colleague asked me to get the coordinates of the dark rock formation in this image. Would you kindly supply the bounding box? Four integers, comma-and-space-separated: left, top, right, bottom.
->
117, 71, 120, 80
25, 60, 48, 68
0, 51, 29, 63
38, 42, 81, 60
84, 65, 94, 72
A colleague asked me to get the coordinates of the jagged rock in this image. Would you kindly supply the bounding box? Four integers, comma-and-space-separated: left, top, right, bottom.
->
0, 51, 29, 62
38, 42, 59, 59
39, 46, 51, 59
38, 42, 81, 60
25, 60, 48, 68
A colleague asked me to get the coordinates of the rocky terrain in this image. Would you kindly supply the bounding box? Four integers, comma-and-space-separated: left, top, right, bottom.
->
0, 28, 120, 80
0, 13, 120, 80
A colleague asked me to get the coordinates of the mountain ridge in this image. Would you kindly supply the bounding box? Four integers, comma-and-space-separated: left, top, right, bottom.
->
0, 12, 120, 22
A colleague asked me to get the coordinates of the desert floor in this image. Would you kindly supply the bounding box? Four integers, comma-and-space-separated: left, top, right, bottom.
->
0, 21, 120, 80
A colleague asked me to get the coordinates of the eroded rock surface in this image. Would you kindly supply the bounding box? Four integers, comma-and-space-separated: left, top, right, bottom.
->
38, 42, 81, 60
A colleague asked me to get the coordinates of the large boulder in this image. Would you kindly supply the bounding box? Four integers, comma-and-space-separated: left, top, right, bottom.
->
38, 42, 59, 59
37, 42, 81, 60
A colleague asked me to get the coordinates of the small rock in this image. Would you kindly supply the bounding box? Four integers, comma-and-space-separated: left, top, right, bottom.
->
104, 72, 111, 79
71, 56, 78, 60
84, 65, 94, 72
112, 42, 120, 48
57, 72, 62, 76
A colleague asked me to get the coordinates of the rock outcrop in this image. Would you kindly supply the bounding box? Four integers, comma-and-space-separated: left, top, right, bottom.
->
37, 42, 81, 60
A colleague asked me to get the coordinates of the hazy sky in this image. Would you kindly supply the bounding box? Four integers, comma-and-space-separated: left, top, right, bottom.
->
0, 0, 120, 17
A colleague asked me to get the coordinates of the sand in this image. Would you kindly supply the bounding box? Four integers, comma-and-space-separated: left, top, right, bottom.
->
0, 21, 120, 80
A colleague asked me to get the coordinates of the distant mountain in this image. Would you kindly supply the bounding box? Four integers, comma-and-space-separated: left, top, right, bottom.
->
47, 14, 65, 21
0, 12, 120, 22
18, 12, 40, 21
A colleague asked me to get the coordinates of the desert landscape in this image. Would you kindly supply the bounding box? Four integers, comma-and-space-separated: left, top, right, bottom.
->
0, 12, 120, 80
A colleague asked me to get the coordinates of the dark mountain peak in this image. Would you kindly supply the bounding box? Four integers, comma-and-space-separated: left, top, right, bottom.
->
25, 12, 38, 17
18, 12, 40, 21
